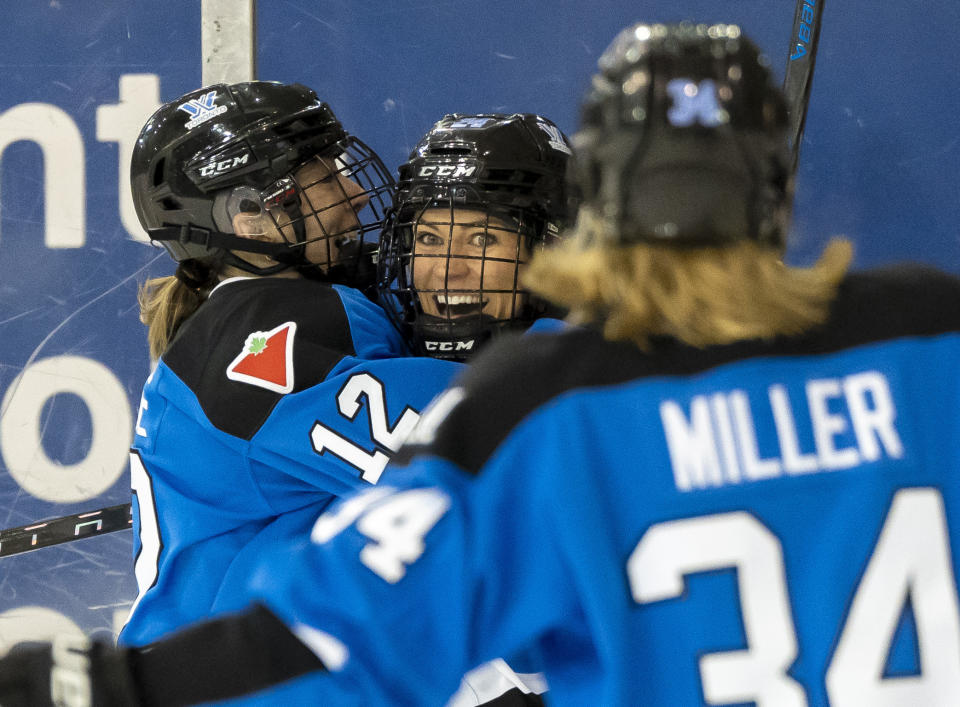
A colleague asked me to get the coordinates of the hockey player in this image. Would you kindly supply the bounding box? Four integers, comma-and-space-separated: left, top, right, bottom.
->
120, 80, 420, 647
376, 112, 573, 361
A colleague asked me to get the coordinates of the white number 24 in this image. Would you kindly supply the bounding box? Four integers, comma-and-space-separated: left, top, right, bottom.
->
627, 488, 960, 705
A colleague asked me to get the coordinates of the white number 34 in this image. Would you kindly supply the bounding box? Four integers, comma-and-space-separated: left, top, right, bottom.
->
627, 488, 960, 706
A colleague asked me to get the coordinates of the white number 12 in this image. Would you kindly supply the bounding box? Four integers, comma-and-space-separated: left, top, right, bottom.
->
627, 488, 960, 706
310, 373, 420, 484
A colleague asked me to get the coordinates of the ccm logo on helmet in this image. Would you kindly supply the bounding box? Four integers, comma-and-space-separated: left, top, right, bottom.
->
199, 154, 250, 178
418, 164, 477, 178
425, 340, 475, 352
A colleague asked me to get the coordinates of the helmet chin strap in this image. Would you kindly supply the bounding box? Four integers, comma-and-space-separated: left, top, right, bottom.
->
408, 288, 550, 360
413, 314, 493, 360
222, 251, 294, 277
146, 223, 296, 274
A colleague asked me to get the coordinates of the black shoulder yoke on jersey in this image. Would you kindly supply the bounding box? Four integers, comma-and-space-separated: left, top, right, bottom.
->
397, 264, 960, 474
163, 278, 356, 440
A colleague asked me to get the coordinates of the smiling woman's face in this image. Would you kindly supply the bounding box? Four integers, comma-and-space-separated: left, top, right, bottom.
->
411, 207, 531, 321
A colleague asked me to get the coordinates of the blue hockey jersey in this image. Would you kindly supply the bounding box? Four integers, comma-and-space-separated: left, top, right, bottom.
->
121, 277, 462, 646
248, 265, 960, 705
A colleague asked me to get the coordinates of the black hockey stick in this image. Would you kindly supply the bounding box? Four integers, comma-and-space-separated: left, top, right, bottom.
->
783, 0, 826, 175
0, 503, 131, 558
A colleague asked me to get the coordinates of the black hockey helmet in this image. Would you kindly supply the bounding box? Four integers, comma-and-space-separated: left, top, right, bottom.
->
575, 23, 791, 248
377, 113, 576, 360
131, 81, 393, 284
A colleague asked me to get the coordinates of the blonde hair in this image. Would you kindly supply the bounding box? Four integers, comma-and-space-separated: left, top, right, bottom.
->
524, 207, 853, 349
138, 261, 216, 359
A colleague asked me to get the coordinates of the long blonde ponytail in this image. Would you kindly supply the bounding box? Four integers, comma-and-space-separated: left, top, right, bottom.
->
138, 261, 217, 359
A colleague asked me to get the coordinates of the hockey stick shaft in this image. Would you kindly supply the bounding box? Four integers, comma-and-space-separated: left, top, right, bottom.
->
0, 503, 131, 558
783, 0, 826, 175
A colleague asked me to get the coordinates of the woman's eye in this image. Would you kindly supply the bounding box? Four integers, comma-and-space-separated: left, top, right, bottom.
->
470, 232, 499, 248
416, 232, 443, 247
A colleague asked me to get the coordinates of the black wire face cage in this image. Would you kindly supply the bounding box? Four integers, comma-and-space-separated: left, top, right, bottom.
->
239, 136, 394, 288
379, 198, 561, 360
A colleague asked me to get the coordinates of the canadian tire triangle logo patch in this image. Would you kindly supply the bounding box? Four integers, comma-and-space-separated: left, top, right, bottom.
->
226, 321, 297, 394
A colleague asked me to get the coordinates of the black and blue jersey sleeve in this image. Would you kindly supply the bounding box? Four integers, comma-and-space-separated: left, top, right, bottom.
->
163, 278, 399, 441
